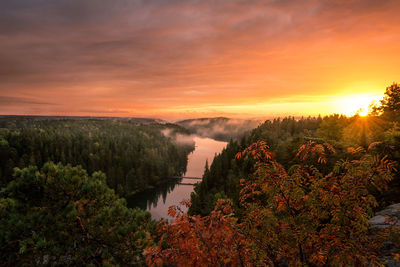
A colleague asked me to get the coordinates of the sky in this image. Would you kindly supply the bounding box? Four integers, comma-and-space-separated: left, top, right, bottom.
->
1, 0, 400, 120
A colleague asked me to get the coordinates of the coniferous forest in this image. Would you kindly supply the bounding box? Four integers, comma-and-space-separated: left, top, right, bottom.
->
0, 118, 194, 196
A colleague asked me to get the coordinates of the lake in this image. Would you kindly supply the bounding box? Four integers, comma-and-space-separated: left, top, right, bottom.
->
127, 136, 227, 220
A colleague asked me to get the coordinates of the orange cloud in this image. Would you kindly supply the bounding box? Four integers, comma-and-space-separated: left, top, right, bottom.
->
0, 0, 399, 119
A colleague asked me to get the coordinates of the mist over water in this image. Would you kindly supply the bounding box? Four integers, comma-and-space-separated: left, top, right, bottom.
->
127, 136, 227, 220
184, 136, 227, 177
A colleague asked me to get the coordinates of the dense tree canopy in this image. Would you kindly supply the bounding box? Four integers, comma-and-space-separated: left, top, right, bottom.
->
190, 109, 400, 215
0, 162, 156, 266
0, 117, 194, 196
189, 116, 325, 215
376, 83, 400, 121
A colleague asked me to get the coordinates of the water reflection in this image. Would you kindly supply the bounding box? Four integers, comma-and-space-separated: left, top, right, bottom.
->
126, 135, 227, 220
126, 180, 181, 211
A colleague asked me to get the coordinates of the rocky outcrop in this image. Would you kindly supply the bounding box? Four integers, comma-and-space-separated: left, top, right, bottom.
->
370, 204, 400, 229
370, 204, 400, 267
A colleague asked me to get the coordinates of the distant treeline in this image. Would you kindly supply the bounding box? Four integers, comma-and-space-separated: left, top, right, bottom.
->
177, 117, 261, 142
0, 117, 194, 196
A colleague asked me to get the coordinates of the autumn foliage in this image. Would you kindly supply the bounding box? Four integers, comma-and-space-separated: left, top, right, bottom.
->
147, 140, 396, 266
238, 141, 395, 265
145, 199, 251, 266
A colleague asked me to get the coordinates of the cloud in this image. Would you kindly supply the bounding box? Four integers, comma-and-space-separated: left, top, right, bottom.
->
0, 0, 400, 118
77, 108, 130, 114
0, 96, 57, 106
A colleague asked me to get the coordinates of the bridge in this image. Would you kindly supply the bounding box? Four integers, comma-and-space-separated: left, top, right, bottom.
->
168, 176, 202, 185
178, 182, 200, 186
169, 176, 202, 180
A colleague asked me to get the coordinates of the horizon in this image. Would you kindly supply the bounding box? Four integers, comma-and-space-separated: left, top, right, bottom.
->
0, 113, 366, 124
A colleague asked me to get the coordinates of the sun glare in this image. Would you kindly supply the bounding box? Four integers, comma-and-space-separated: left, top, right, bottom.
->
334, 94, 382, 117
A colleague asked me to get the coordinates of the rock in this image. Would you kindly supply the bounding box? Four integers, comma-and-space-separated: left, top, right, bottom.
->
370, 204, 400, 229
370, 215, 387, 225
377, 204, 400, 217
371, 204, 400, 267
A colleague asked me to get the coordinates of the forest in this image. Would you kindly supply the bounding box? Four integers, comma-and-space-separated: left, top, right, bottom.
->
0, 118, 194, 196
1, 83, 400, 266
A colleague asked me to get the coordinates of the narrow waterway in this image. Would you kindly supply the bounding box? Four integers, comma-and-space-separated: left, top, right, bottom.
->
127, 136, 227, 220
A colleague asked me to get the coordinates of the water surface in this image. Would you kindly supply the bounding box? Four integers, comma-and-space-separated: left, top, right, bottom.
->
127, 136, 227, 220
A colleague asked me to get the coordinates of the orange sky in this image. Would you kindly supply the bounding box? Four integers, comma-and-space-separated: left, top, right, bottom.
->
0, 0, 399, 119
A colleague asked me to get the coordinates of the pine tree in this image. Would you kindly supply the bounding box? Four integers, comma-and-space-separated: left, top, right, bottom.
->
0, 162, 156, 266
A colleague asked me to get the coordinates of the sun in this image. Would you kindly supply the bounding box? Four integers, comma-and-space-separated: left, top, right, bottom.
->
357, 107, 369, 117
334, 94, 381, 117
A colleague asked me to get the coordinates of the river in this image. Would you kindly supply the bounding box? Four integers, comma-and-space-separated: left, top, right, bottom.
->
126, 136, 227, 220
